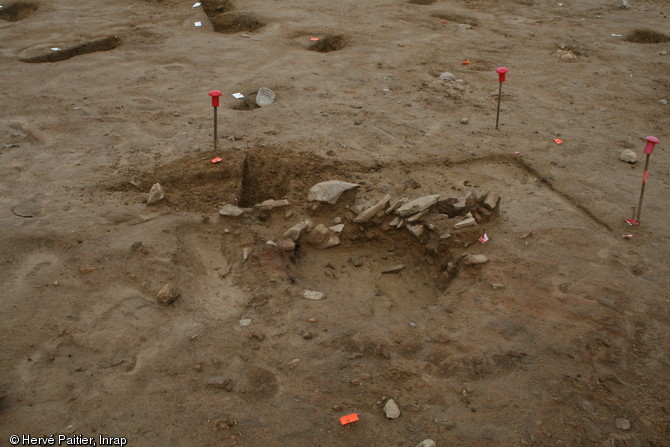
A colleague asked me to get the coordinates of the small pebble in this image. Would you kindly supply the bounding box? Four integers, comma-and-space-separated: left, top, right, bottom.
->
384, 399, 401, 419
460, 117, 469, 124
660, 99, 668, 105
615, 417, 631, 431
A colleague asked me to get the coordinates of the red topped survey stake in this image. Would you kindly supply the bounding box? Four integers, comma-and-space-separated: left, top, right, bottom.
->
631, 136, 660, 224
495, 67, 508, 130
208, 90, 223, 152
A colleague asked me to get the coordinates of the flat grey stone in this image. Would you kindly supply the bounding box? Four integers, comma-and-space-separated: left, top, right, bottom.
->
254, 199, 289, 211
396, 194, 440, 217
308, 180, 359, 204
381, 264, 405, 274
406, 209, 430, 223
303, 290, 325, 300
454, 216, 476, 229
353, 194, 391, 223
219, 204, 245, 217
386, 198, 408, 214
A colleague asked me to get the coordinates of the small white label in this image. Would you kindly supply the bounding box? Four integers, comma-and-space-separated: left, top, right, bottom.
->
193, 2, 201, 7
194, 21, 202, 27
611, 33, 622, 37
51, 47, 62, 51
232, 93, 244, 99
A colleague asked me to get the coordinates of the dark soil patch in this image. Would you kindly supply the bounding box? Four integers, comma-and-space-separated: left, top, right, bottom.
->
230, 93, 260, 111
309, 34, 346, 53
431, 12, 479, 26
0, 1, 38, 22
408, 0, 436, 4
209, 12, 265, 34
200, 0, 234, 17
19, 36, 121, 63
624, 29, 670, 44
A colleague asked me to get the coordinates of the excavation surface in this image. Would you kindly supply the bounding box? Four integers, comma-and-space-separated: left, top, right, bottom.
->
0, 0, 669, 446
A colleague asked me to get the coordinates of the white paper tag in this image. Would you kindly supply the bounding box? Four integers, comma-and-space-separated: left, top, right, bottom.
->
194, 21, 202, 27
50, 48, 62, 51
611, 34, 622, 37
232, 93, 244, 99
193, 2, 201, 7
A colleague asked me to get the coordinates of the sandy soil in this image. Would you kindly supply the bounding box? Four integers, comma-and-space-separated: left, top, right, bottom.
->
1, 0, 669, 445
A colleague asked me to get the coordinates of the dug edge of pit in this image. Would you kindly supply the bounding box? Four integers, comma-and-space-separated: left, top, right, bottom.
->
106, 147, 500, 304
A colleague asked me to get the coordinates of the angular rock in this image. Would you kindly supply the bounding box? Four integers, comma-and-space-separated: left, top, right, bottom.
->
276, 238, 296, 252
396, 194, 440, 217
283, 220, 313, 242
147, 183, 166, 205
389, 217, 401, 227
254, 199, 289, 211
308, 180, 359, 204
463, 254, 489, 265
406, 223, 426, 240
406, 208, 430, 223
219, 204, 245, 217
460, 117, 469, 124
156, 283, 180, 305
381, 264, 405, 274
303, 290, 325, 300
386, 198, 408, 214
384, 399, 400, 419
329, 224, 345, 233
454, 215, 476, 229
349, 257, 363, 267
619, 149, 637, 163
304, 223, 341, 249
482, 193, 500, 211
239, 318, 252, 327
619, 0, 630, 8
415, 440, 436, 447
353, 194, 391, 223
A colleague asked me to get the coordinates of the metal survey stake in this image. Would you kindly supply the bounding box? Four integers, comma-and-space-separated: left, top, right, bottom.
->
495, 67, 508, 130
634, 136, 660, 223
208, 90, 222, 152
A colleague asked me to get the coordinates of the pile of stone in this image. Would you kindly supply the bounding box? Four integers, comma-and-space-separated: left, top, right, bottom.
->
220, 180, 500, 255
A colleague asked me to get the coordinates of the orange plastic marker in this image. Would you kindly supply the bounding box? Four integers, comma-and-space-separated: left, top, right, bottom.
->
553, 138, 564, 144
461, 59, 471, 65
340, 414, 359, 425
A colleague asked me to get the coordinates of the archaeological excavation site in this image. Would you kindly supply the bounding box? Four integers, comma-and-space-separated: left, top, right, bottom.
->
1, 0, 669, 446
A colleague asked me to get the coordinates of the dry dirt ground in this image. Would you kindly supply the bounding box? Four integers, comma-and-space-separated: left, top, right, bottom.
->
1, 0, 670, 446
